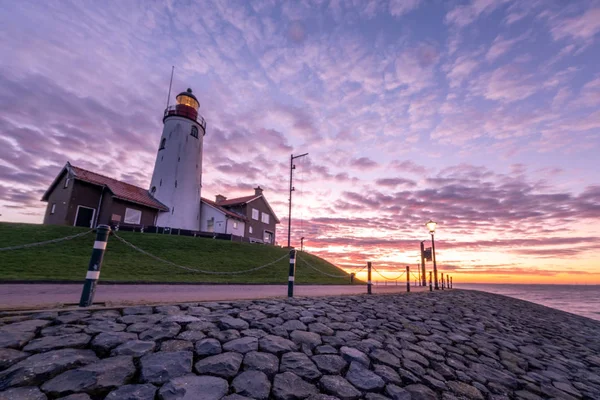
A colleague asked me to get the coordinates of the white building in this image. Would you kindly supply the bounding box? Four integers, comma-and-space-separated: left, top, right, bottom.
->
199, 198, 246, 236
149, 88, 206, 231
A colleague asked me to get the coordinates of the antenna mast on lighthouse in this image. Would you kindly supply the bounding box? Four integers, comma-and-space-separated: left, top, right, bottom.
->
166, 66, 175, 108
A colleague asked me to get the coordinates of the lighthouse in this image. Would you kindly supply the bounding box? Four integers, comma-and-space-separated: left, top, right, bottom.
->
149, 88, 206, 231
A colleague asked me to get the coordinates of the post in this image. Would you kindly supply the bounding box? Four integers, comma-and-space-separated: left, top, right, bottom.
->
287, 154, 293, 248
79, 225, 110, 307
429, 271, 432, 292
431, 233, 438, 290
441, 273, 445, 290
420, 241, 426, 286
350, 272, 355, 283
287, 249, 296, 297
367, 262, 372, 294
450, 276, 453, 289
406, 266, 410, 292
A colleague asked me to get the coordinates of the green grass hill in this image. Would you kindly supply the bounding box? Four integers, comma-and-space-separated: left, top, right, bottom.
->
0, 223, 359, 284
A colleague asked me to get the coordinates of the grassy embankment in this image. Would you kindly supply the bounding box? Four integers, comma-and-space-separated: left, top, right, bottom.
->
0, 223, 358, 284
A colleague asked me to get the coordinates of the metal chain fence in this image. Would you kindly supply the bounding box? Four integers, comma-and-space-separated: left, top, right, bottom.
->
372, 266, 406, 281
0, 230, 93, 252
296, 256, 349, 278
112, 232, 289, 275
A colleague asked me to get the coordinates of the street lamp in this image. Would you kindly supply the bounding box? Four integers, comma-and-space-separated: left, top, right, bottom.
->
426, 220, 438, 290
300, 237, 305, 252
287, 152, 308, 248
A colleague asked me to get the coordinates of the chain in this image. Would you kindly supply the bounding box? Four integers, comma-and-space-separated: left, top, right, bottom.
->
411, 272, 420, 281
371, 266, 406, 281
0, 230, 93, 252
112, 232, 288, 275
297, 256, 348, 278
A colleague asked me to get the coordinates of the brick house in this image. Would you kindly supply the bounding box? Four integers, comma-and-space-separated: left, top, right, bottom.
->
41, 162, 168, 228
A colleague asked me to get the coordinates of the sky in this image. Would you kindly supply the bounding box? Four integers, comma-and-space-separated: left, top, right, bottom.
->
1, 0, 599, 284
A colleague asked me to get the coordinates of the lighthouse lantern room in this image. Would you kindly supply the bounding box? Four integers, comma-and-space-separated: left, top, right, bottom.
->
149, 88, 206, 231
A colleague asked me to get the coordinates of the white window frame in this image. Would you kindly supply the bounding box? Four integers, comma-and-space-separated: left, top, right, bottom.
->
73, 205, 96, 228
261, 212, 270, 224
50, 203, 56, 214
249, 226, 253, 234
252, 208, 259, 220
264, 230, 274, 244
233, 221, 238, 229
124, 208, 142, 225
64, 177, 70, 188
207, 217, 215, 233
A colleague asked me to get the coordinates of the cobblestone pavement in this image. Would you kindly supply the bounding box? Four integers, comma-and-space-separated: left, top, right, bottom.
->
1, 290, 599, 399
0, 284, 428, 310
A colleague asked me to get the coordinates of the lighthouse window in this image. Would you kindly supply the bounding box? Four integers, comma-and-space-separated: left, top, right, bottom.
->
191, 126, 199, 138
159, 179, 162, 187
159, 138, 166, 150
175, 180, 178, 188
151, 186, 156, 195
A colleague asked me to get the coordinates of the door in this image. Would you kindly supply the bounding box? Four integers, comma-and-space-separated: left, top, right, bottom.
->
75, 206, 95, 227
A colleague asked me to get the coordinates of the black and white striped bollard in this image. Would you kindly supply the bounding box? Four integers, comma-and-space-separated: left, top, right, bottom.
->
287, 249, 296, 297
367, 262, 372, 294
79, 224, 110, 307
406, 266, 410, 292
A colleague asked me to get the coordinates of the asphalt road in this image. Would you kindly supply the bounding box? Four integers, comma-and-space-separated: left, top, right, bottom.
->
0, 283, 431, 310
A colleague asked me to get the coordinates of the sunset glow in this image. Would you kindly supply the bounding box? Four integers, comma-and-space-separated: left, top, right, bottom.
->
1, 1, 599, 284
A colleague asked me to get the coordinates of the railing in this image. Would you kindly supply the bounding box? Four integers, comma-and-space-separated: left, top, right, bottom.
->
163, 105, 207, 130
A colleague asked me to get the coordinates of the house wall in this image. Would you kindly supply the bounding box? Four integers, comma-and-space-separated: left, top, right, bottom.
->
226, 219, 245, 236
200, 203, 227, 233
66, 180, 103, 226
243, 197, 278, 244
105, 198, 157, 227
43, 172, 74, 225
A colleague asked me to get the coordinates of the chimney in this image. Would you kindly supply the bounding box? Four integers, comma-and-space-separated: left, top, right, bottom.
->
215, 194, 227, 204
254, 186, 263, 196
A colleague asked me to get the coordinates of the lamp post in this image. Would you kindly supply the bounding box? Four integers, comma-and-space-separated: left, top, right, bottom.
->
420, 240, 426, 286
287, 152, 308, 248
300, 237, 305, 252
426, 220, 438, 290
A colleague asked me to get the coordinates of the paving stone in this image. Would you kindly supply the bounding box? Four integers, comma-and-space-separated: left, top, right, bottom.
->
0, 348, 30, 370
370, 349, 400, 368
155, 306, 182, 315
90, 332, 138, 356
223, 336, 259, 353
23, 334, 91, 353
84, 321, 126, 334
446, 380, 484, 400
282, 320, 308, 331
273, 372, 319, 400
41, 325, 85, 337
122, 306, 153, 315
111, 340, 156, 358
0, 349, 98, 390
160, 340, 194, 352
40, 356, 135, 397
291, 330, 323, 348
315, 345, 338, 354
195, 352, 243, 378
139, 351, 192, 384
309, 323, 334, 336
1, 319, 52, 333
259, 335, 298, 354
340, 346, 370, 367
241, 328, 268, 338
319, 375, 361, 400
384, 384, 411, 400
139, 322, 181, 341
308, 395, 341, 400
0, 386, 47, 400
158, 375, 228, 400
232, 370, 271, 399
373, 364, 402, 385
365, 393, 391, 400
239, 309, 267, 320
403, 384, 437, 400
55, 394, 91, 400
220, 317, 250, 330
243, 351, 279, 376
176, 330, 206, 341
164, 315, 202, 324
195, 338, 222, 356
280, 352, 322, 380
222, 395, 253, 400
210, 329, 241, 343
105, 383, 157, 400
312, 355, 347, 374
345, 361, 385, 391
0, 331, 34, 349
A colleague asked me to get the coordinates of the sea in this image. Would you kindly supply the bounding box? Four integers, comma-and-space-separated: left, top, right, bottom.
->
454, 284, 600, 322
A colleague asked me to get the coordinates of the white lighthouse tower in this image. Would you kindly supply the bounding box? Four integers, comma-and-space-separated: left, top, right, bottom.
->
149, 88, 206, 231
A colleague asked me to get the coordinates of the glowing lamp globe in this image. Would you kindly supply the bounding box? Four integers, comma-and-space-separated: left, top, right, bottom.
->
426, 220, 437, 233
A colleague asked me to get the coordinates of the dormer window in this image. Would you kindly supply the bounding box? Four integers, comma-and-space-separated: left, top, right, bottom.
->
191, 126, 199, 138
159, 138, 166, 150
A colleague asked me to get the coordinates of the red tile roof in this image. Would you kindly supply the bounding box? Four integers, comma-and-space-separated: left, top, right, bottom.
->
71, 166, 169, 211
217, 195, 260, 206
201, 197, 247, 221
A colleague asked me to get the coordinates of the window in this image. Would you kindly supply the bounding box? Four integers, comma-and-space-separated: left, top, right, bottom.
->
191, 126, 199, 138
124, 208, 142, 224
207, 217, 214, 233
233, 221, 238, 229
151, 186, 156, 194
264, 231, 273, 243
249, 226, 253, 234
175, 180, 177, 188
252, 208, 259, 220
159, 138, 166, 150
261, 213, 270, 224
50, 203, 56, 214
64, 177, 70, 188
